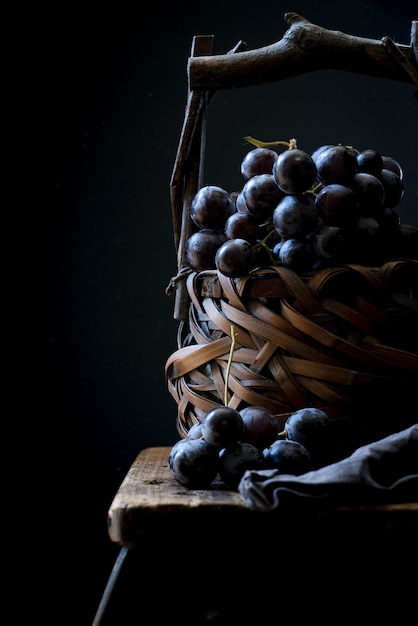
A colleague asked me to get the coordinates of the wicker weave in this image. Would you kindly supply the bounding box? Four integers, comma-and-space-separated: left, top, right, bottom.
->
166, 260, 418, 458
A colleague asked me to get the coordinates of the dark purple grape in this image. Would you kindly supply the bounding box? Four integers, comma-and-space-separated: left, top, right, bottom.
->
224, 212, 260, 243
379, 168, 404, 208
284, 408, 330, 460
381, 155, 403, 180
278, 238, 315, 272
273, 148, 317, 194
187, 422, 204, 439
273, 194, 318, 240
239, 406, 278, 450
356, 149, 383, 177
315, 183, 359, 227
169, 438, 219, 489
241, 147, 278, 179
168, 438, 189, 471
311, 144, 332, 165
218, 441, 265, 489
272, 240, 285, 261
215, 238, 254, 277
201, 406, 244, 449
242, 173, 285, 221
235, 190, 248, 213
310, 224, 352, 264
315, 144, 358, 186
263, 439, 312, 474
185, 229, 227, 271
350, 172, 385, 218
190, 185, 236, 230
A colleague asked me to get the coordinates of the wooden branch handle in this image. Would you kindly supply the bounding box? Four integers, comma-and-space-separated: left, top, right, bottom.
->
169, 37, 249, 320
188, 13, 418, 91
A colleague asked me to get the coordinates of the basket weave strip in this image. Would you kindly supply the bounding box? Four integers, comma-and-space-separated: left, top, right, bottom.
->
356, 295, 418, 346
279, 299, 395, 368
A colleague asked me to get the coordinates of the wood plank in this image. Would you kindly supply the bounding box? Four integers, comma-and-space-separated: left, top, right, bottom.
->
108, 446, 418, 548
108, 447, 248, 545
109, 446, 246, 509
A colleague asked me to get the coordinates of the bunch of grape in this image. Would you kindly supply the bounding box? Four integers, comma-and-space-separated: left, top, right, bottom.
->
168, 405, 331, 490
185, 140, 417, 277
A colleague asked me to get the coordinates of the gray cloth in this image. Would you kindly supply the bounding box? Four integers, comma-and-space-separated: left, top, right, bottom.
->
238, 424, 418, 511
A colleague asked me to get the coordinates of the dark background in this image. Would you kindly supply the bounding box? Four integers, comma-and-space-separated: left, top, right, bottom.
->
39, 1, 417, 623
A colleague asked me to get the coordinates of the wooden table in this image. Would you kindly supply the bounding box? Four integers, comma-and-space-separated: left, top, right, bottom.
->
93, 446, 418, 625
108, 446, 418, 544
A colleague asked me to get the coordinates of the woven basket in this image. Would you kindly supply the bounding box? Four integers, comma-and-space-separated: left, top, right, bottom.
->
166, 15, 418, 460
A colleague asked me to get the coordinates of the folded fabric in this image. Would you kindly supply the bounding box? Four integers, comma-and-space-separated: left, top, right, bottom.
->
238, 424, 418, 511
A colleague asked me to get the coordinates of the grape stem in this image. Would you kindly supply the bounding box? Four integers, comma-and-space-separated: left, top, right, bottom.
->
253, 229, 280, 265
225, 325, 237, 406
244, 136, 297, 150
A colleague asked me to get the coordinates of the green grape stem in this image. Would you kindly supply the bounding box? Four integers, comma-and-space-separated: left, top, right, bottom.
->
305, 182, 323, 197
252, 228, 280, 264
244, 136, 298, 150
345, 144, 360, 155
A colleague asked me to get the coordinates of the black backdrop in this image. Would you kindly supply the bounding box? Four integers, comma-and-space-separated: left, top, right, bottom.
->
41, 1, 417, 623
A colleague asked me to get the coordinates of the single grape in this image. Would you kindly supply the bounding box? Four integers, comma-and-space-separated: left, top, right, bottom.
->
310, 224, 352, 264
315, 144, 358, 186
201, 406, 244, 449
218, 441, 265, 489
239, 405, 279, 449
224, 212, 260, 243
278, 238, 315, 272
190, 185, 236, 230
311, 144, 332, 165
185, 229, 227, 271
356, 149, 383, 177
315, 183, 359, 228
241, 147, 278, 179
168, 438, 189, 471
235, 190, 249, 213
272, 240, 285, 261
187, 422, 204, 439
169, 438, 219, 489
263, 439, 312, 474
273, 193, 318, 240
350, 172, 385, 219
242, 173, 285, 221
215, 238, 254, 277
381, 155, 403, 180
273, 148, 317, 194
378, 168, 404, 208
284, 408, 330, 463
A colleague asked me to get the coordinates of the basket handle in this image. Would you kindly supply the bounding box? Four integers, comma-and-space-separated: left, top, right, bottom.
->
169, 37, 248, 320
188, 12, 418, 91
